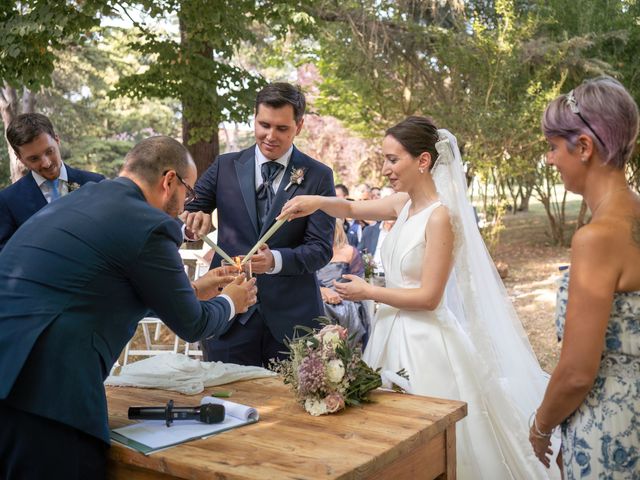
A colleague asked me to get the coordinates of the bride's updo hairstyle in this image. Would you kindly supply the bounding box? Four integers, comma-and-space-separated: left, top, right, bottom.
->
385, 116, 439, 171
542, 76, 639, 169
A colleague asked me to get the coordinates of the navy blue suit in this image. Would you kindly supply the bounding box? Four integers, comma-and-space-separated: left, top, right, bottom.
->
358, 221, 382, 255
187, 145, 335, 365
0, 178, 233, 455
345, 219, 362, 248
0, 163, 104, 252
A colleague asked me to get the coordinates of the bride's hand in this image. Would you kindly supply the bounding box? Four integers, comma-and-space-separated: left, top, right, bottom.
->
334, 275, 371, 301
278, 195, 321, 221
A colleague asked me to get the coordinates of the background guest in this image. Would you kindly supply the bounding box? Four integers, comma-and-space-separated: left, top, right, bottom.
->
352, 183, 371, 201
317, 219, 370, 348
358, 220, 395, 287
344, 214, 365, 248
335, 183, 349, 199
0, 113, 104, 252
530, 76, 640, 476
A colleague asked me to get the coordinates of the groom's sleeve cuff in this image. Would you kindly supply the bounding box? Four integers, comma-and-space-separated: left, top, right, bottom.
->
181, 223, 197, 242
267, 250, 283, 274
217, 294, 236, 321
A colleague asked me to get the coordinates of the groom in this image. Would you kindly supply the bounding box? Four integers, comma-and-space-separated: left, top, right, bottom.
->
183, 82, 335, 366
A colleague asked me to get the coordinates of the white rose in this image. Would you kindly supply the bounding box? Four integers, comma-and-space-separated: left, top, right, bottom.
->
322, 331, 341, 347
304, 398, 328, 416
326, 359, 345, 383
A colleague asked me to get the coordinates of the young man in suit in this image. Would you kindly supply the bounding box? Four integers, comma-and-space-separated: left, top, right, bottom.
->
0, 113, 105, 252
0, 136, 257, 480
182, 82, 336, 367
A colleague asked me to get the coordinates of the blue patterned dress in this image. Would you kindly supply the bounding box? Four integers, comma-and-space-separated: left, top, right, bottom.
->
556, 270, 640, 479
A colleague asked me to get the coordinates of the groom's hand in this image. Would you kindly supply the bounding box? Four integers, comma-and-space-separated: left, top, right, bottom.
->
250, 244, 275, 274
179, 211, 212, 239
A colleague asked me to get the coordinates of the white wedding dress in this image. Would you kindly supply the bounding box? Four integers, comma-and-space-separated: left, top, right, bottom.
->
363, 130, 559, 479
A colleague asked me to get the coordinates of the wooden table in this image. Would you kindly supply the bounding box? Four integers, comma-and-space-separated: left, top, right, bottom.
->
107, 378, 466, 480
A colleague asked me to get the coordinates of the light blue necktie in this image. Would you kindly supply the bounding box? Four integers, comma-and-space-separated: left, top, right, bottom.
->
46, 179, 61, 201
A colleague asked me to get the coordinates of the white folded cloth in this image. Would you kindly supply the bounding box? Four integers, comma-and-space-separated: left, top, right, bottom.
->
105, 354, 276, 395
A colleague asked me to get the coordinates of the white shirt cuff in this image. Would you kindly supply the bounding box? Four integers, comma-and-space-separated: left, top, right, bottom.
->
267, 250, 282, 274
218, 294, 236, 321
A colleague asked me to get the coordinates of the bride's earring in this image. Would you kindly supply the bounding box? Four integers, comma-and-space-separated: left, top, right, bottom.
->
419, 168, 425, 174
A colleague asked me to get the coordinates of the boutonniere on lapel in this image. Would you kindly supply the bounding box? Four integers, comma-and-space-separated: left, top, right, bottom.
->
68, 182, 81, 192
285, 167, 307, 191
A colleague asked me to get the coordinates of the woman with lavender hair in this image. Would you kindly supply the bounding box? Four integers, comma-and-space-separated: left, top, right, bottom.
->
530, 76, 640, 478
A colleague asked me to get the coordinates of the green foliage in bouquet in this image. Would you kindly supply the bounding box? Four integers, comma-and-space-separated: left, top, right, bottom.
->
272, 317, 406, 416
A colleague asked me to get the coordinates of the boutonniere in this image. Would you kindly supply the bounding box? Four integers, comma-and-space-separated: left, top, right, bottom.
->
285, 167, 306, 191
68, 182, 81, 192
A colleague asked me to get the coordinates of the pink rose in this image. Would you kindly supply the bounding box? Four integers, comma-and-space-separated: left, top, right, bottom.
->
324, 393, 345, 413
318, 324, 348, 341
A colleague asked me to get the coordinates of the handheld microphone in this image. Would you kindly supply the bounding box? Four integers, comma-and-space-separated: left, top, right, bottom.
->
128, 400, 225, 427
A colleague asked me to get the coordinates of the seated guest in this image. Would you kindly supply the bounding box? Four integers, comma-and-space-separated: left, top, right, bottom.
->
0, 113, 105, 252
370, 186, 381, 200
317, 219, 371, 348
0, 136, 257, 480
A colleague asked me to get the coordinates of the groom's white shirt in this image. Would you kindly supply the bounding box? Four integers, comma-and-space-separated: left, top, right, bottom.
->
253, 145, 293, 274
254, 145, 292, 191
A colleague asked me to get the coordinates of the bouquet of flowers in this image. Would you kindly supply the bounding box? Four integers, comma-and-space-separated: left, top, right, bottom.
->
273, 318, 406, 416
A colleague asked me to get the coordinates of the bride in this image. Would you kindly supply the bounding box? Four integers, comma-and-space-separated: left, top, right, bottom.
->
279, 116, 559, 479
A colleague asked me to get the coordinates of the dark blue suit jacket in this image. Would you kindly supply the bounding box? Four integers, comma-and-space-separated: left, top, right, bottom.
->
187, 145, 335, 342
358, 221, 382, 255
0, 164, 104, 252
345, 220, 362, 248
0, 177, 233, 444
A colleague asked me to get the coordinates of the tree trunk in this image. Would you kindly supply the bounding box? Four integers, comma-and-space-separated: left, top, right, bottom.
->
182, 113, 219, 179
519, 186, 532, 212
179, 17, 219, 180
0, 83, 35, 183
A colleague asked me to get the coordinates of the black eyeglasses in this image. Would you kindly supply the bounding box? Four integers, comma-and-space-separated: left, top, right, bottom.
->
163, 170, 197, 205
566, 90, 607, 149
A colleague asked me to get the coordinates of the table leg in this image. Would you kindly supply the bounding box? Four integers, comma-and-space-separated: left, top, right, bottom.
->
436, 424, 457, 480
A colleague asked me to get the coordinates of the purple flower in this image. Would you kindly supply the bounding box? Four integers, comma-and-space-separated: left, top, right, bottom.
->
297, 353, 326, 396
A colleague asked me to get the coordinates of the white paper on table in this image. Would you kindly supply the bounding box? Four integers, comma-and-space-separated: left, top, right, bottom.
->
111, 397, 258, 454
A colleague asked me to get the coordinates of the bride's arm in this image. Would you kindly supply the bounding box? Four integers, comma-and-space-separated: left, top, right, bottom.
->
279, 192, 409, 222
335, 206, 454, 310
